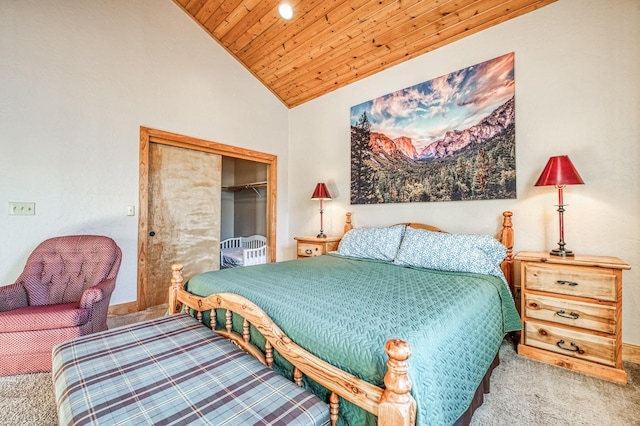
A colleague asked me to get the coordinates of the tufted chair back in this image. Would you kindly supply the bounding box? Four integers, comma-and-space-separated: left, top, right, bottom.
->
17, 235, 122, 306
0, 235, 122, 375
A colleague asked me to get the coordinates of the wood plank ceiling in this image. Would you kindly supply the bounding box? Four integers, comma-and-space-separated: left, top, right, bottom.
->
173, 0, 556, 108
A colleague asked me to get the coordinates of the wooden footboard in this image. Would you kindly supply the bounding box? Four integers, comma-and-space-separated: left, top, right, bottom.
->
168, 264, 417, 426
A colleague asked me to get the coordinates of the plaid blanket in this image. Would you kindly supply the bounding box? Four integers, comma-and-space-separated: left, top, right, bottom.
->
52, 314, 330, 426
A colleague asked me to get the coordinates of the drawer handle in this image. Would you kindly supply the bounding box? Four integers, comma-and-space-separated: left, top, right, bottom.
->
305, 249, 313, 255
556, 340, 580, 352
556, 310, 579, 320
556, 280, 578, 286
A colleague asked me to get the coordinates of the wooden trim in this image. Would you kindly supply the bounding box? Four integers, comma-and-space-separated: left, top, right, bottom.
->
138, 127, 277, 310
107, 301, 139, 316
168, 263, 416, 426
623, 343, 640, 364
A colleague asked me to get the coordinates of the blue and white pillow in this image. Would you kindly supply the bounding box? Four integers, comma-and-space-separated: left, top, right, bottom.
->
393, 227, 507, 279
337, 225, 406, 261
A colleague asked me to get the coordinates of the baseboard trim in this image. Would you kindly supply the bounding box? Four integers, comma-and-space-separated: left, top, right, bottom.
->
623, 343, 640, 364
108, 301, 139, 316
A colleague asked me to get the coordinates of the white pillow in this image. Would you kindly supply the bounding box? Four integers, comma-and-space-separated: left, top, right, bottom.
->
337, 225, 406, 261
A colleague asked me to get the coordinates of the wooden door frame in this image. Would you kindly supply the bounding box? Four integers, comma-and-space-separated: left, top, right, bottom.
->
136, 126, 277, 311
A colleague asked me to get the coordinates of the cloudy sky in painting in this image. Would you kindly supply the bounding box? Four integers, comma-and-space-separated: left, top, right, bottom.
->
350, 52, 514, 151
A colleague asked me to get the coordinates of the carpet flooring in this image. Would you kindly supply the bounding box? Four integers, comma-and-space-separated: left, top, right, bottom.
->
470, 343, 640, 425
2, 309, 638, 425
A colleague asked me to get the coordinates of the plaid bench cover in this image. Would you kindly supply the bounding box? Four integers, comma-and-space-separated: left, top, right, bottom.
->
52, 314, 330, 426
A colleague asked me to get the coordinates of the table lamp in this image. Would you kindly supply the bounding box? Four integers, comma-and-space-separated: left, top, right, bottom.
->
311, 183, 331, 238
534, 155, 584, 257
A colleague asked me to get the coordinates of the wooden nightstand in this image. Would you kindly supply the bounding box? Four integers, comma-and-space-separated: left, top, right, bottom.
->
294, 236, 341, 258
515, 251, 631, 384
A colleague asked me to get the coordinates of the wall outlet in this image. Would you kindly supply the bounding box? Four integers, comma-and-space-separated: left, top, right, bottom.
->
127, 205, 135, 216
9, 202, 36, 216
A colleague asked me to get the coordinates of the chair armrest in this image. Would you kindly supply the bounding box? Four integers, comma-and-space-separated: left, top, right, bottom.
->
79, 278, 116, 310
0, 282, 29, 312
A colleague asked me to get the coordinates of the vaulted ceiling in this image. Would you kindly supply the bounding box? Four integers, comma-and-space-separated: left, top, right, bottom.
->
173, 0, 556, 108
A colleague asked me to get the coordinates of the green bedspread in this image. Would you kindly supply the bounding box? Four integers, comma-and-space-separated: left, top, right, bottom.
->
185, 254, 521, 426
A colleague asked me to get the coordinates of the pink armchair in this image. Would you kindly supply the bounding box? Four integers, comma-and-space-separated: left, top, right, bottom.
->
0, 235, 122, 375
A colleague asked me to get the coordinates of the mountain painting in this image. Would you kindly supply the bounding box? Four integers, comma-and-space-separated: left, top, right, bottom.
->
350, 52, 516, 204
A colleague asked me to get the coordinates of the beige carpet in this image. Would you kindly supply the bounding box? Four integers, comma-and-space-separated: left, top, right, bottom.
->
2, 312, 638, 425
469, 343, 640, 425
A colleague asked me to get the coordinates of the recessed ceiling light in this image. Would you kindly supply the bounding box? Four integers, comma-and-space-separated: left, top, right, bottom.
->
278, 3, 293, 20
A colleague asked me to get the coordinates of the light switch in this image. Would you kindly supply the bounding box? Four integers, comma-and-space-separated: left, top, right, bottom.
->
9, 202, 36, 216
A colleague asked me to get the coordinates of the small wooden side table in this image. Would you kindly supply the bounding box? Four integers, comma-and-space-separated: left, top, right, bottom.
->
294, 236, 341, 259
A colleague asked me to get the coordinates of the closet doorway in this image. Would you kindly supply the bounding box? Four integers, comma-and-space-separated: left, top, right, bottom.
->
221, 157, 267, 243
137, 127, 277, 311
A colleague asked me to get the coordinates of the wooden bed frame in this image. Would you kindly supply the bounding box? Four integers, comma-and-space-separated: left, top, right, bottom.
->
168, 270, 416, 426
168, 210, 515, 425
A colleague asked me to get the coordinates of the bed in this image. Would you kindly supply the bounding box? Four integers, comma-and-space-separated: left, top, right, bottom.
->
173, 211, 521, 426
220, 234, 267, 268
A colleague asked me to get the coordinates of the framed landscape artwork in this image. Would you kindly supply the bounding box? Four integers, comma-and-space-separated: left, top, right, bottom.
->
350, 52, 516, 204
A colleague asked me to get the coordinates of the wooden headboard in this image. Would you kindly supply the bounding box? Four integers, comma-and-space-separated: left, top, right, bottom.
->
341, 211, 515, 292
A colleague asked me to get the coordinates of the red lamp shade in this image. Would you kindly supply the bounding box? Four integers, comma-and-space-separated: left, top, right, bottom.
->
311, 183, 332, 200
535, 155, 584, 187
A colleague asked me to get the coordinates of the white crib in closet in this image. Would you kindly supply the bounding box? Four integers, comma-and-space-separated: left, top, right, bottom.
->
220, 235, 267, 268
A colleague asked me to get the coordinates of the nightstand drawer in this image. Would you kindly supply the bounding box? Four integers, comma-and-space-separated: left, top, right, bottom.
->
524, 322, 616, 367
523, 294, 616, 334
524, 264, 616, 301
297, 242, 324, 257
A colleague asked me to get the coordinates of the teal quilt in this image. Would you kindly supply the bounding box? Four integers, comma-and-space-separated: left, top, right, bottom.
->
185, 254, 522, 426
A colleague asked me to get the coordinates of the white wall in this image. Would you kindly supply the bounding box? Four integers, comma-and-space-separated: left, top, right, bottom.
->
0, 0, 289, 305
288, 0, 640, 345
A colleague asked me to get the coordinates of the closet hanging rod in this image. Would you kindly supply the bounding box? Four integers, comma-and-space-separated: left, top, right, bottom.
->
222, 181, 267, 192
